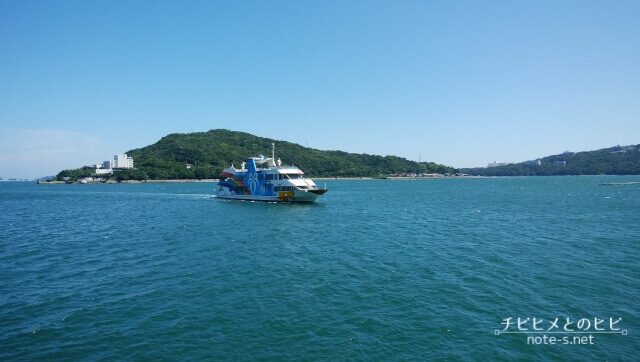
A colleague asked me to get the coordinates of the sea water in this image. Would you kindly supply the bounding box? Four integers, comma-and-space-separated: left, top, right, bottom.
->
1, 177, 639, 360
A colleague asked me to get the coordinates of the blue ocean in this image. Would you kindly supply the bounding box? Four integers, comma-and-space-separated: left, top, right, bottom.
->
1, 177, 639, 360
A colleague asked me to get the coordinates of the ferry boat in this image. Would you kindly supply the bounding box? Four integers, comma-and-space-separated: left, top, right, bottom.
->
215, 144, 328, 203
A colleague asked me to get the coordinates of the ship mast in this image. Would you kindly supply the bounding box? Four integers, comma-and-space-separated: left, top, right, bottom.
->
272, 143, 275, 160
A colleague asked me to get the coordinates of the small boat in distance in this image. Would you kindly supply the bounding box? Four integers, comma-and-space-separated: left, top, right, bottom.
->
215, 143, 328, 203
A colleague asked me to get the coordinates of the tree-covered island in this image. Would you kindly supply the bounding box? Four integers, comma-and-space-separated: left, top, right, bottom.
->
55, 129, 456, 181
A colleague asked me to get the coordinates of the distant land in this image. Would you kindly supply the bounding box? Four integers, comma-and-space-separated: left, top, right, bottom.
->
53, 131, 639, 181
55, 129, 457, 181
461, 145, 640, 176
1, 177, 32, 182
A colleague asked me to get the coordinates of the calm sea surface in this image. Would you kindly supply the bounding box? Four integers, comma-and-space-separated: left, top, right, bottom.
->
1, 177, 639, 360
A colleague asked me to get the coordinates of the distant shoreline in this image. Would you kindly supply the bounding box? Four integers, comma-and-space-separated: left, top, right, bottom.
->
31, 174, 640, 185
38, 175, 487, 185
131, 179, 218, 183
34, 174, 640, 185
314, 175, 484, 180
38, 179, 219, 184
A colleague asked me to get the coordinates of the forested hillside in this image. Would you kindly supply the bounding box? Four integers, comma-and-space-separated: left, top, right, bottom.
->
56, 129, 456, 180
462, 145, 640, 176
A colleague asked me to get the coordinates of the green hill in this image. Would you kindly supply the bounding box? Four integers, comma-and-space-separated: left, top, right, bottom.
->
56, 129, 456, 181
462, 145, 640, 176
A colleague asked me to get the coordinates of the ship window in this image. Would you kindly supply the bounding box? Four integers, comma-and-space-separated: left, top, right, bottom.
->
237, 174, 245, 181
259, 172, 265, 181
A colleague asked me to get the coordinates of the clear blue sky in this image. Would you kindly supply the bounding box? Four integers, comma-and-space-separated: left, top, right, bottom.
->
1, 0, 638, 178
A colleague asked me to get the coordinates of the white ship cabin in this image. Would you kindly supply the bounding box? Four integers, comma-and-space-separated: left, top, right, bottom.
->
221, 155, 320, 191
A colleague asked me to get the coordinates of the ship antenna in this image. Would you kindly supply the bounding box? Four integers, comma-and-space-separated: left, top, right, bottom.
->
272, 143, 275, 160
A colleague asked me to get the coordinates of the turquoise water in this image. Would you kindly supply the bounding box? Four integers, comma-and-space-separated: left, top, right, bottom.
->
1, 177, 639, 360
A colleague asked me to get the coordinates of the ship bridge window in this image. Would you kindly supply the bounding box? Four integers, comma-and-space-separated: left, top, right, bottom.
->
286, 174, 304, 179
267, 173, 276, 180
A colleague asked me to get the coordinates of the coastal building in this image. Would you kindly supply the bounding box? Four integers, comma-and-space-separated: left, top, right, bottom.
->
553, 160, 567, 166
185, 163, 192, 169
610, 146, 635, 154
95, 168, 113, 175
94, 153, 134, 175
95, 160, 114, 175
524, 160, 542, 166
114, 154, 134, 169
487, 161, 507, 168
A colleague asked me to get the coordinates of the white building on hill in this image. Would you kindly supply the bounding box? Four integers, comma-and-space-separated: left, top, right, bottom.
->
487, 161, 507, 168
114, 154, 134, 169
95, 153, 134, 175
524, 160, 542, 166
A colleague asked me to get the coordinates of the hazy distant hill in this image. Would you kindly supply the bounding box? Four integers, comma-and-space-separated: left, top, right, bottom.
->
56, 129, 456, 180
462, 145, 640, 176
